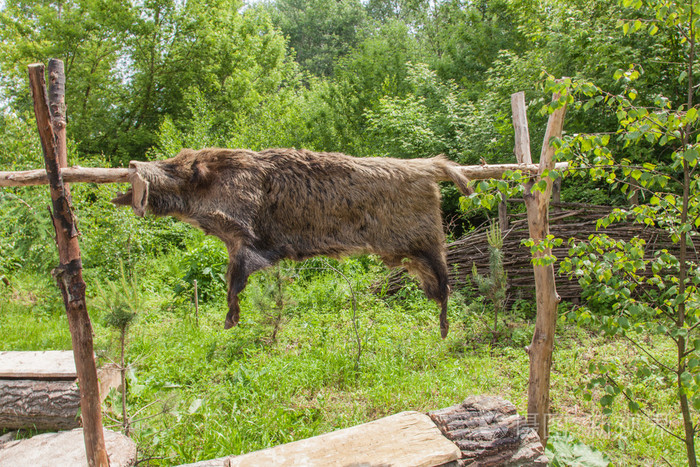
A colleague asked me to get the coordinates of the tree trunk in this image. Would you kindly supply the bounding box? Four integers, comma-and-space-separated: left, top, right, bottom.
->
28, 60, 109, 467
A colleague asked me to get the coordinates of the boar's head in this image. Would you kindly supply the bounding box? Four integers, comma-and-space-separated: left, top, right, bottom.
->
112, 150, 220, 220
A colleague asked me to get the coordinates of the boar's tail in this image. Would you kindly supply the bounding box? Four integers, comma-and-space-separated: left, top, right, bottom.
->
432, 156, 473, 195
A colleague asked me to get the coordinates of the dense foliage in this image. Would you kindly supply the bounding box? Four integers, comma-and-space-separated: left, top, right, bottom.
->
1, 0, 699, 465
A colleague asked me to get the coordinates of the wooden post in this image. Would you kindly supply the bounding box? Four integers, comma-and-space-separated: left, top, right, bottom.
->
511, 91, 566, 445
552, 177, 562, 204
498, 191, 509, 232
28, 61, 110, 467
193, 279, 199, 327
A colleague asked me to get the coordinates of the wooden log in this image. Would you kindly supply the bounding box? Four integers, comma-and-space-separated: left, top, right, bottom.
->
0, 352, 119, 431
0, 167, 131, 187
29, 60, 109, 467
179, 412, 461, 467
454, 162, 568, 180
0, 163, 569, 188
428, 396, 548, 466
179, 397, 546, 467
0, 379, 81, 430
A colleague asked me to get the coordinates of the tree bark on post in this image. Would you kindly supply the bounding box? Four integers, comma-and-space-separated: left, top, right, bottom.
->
511, 91, 566, 445
28, 60, 110, 467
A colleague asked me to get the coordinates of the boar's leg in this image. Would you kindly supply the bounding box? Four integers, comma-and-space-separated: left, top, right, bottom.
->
223, 243, 276, 329
224, 259, 246, 329
404, 249, 451, 339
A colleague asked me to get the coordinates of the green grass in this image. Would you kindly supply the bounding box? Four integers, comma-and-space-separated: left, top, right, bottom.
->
0, 256, 688, 466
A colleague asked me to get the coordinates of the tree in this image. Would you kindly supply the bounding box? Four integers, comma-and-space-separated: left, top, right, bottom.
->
364, 62, 494, 163
99, 265, 139, 436
304, 19, 421, 155
557, 1, 700, 463
0, 0, 295, 164
269, 0, 367, 77
0, 0, 134, 160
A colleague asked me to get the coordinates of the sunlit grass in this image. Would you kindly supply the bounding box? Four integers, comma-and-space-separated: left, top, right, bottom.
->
0, 260, 686, 466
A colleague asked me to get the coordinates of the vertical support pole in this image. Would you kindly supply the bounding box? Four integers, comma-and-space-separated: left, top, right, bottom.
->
498, 192, 509, 232
194, 279, 200, 327
552, 177, 562, 204
28, 61, 110, 467
511, 91, 565, 445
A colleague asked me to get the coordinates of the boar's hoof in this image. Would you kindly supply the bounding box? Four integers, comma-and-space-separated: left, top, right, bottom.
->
440, 313, 449, 339
440, 323, 449, 339
224, 315, 239, 329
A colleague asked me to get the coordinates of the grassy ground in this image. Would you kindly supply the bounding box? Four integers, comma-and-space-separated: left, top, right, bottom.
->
0, 257, 687, 466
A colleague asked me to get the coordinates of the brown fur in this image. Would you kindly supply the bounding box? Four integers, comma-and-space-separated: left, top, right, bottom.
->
112, 148, 471, 338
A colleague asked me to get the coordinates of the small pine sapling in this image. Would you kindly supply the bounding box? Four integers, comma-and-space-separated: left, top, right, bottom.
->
98, 264, 138, 436
472, 222, 507, 342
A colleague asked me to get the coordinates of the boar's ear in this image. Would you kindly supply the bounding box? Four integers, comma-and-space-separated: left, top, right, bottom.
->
128, 164, 149, 217
190, 159, 214, 188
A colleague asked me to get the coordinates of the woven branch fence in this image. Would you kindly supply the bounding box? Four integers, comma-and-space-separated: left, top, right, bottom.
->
380, 200, 698, 306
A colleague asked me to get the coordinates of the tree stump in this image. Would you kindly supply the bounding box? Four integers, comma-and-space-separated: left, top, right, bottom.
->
428, 395, 548, 466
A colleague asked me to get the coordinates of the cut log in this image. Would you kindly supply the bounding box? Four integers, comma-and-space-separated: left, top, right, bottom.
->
0, 428, 136, 467
0, 379, 81, 430
428, 395, 548, 466
179, 411, 461, 467
0, 351, 120, 430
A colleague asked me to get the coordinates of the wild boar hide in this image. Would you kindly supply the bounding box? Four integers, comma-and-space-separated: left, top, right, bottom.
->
112, 148, 472, 338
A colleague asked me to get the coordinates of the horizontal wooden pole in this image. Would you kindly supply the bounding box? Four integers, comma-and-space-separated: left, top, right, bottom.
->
0, 162, 569, 188
455, 161, 569, 180
0, 167, 131, 187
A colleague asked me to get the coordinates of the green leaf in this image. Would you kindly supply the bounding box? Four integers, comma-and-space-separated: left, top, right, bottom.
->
618, 316, 630, 329
684, 148, 699, 163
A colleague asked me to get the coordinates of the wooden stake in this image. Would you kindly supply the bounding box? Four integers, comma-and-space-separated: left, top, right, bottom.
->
28, 61, 110, 467
511, 90, 565, 445
193, 279, 199, 327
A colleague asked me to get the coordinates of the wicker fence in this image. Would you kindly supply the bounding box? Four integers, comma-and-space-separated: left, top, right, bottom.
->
382, 201, 696, 305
